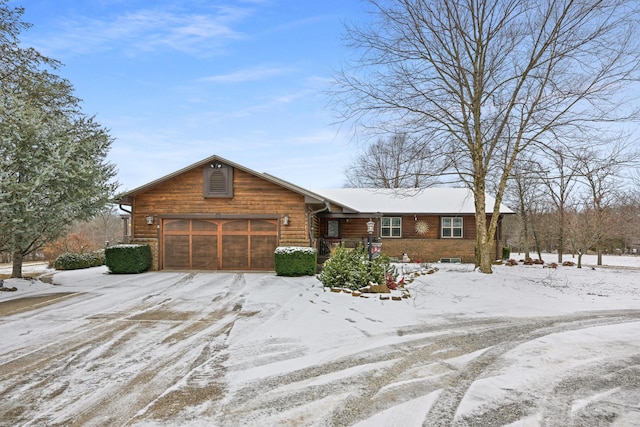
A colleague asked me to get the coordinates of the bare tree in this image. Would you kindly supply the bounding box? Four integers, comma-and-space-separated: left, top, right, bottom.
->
566, 207, 596, 268
345, 133, 441, 188
332, 0, 640, 273
573, 143, 637, 265
73, 205, 124, 248
537, 150, 581, 263
610, 192, 640, 254
507, 154, 545, 260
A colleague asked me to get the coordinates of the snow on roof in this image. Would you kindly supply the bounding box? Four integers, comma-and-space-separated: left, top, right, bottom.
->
313, 188, 514, 215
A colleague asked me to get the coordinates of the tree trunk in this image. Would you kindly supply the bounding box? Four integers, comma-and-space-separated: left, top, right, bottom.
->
555, 196, 570, 264
518, 200, 531, 260
478, 241, 494, 273
577, 252, 583, 269
557, 218, 564, 264
531, 224, 542, 261
521, 219, 531, 260
12, 251, 23, 278
474, 189, 494, 273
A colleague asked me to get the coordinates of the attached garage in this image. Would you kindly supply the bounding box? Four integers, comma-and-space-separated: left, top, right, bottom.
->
161, 218, 278, 270
116, 155, 334, 272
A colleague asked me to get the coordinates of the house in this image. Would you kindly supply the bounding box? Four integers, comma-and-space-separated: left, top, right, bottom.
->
116, 155, 513, 271
312, 188, 513, 264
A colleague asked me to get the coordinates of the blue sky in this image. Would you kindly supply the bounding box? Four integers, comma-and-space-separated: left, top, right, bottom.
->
15, 0, 369, 192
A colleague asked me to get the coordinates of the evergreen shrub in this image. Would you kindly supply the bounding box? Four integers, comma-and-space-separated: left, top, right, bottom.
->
54, 250, 105, 270
274, 246, 317, 276
105, 244, 152, 274
317, 245, 397, 290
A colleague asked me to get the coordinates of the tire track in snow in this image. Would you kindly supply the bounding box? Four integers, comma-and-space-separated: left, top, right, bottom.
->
209, 311, 640, 426
537, 355, 640, 426
422, 312, 640, 427
0, 273, 247, 426
0, 273, 190, 371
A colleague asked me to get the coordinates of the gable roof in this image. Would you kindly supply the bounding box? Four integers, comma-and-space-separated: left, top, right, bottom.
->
116, 154, 334, 206
312, 188, 514, 215
116, 154, 513, 215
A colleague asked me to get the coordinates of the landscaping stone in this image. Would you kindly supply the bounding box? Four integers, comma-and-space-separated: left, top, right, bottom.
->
364, 282, 390, 293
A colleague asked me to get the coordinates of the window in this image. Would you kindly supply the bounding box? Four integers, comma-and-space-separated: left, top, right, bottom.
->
203, 164, 233, 198
381, 217, 402, 238
441, 217, 463, 238
327, 220, 339, 237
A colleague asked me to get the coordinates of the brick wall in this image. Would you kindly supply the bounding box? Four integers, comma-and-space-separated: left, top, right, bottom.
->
131, 238, 159, 271
380, 238, 477, 263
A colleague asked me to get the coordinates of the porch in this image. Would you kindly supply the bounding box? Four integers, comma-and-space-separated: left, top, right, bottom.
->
317, 237, 382, 264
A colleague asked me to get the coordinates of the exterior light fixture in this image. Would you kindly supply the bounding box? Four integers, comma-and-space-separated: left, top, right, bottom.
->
366, 219, 375, 234
366, 219, 375, 261
283, 214, 290, 226
146, 214, 154, 225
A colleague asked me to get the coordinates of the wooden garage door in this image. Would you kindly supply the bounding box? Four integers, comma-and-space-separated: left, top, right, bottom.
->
162, 218, 277, 270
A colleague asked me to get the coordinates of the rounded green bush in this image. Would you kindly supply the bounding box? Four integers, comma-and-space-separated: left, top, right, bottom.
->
274, 246, 317, 276
105, 244, 152, 274
54, 251, 106, 270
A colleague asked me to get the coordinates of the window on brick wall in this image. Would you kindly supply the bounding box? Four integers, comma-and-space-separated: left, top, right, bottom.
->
381, 217, 402, 238
441, 217, 463, 238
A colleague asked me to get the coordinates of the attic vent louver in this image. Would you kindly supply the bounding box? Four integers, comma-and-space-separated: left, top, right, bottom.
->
209, 170, 226, 193
203, 164, 233, 198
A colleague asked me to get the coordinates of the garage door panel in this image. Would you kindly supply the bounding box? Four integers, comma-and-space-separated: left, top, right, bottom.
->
164, 235, 190, 269
164, 219, 190, 232
251, 219, 277, 232
192, 235, 217, 269
250, 235, 277, 269
192, 219, 218, 232
222, 235, 249, 269
222, 219, 248, 232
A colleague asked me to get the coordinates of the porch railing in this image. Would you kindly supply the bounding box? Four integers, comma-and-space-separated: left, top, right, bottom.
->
317, 237, 380, 257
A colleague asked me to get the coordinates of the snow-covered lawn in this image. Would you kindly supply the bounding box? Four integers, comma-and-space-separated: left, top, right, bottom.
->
0, 254, 639, 426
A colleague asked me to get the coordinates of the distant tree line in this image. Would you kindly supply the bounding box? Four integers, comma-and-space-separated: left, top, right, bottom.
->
504, 143, 640, 267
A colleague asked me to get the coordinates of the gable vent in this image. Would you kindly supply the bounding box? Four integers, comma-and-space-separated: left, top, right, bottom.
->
203, 164, 233, 198
209, 170, 227, 193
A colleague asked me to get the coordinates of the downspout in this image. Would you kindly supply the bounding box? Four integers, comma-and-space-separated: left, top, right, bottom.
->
119, 204, 132, 214
308, 200, 331, 248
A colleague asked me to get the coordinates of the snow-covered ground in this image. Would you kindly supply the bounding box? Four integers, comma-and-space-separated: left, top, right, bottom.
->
0, 254, 639, 426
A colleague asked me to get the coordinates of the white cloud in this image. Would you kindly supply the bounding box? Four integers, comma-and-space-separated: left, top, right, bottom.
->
29, 5, 253, 57
200, 65, 296, 83
225, 88, 315, 118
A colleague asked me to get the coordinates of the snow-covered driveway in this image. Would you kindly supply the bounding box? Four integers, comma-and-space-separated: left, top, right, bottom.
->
1, 259, 640, 426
